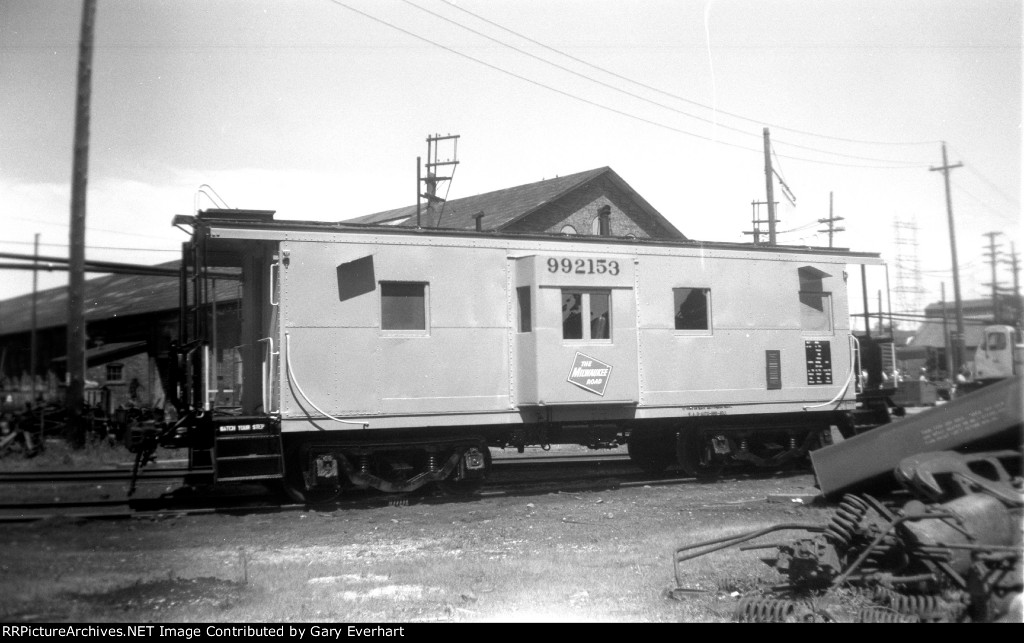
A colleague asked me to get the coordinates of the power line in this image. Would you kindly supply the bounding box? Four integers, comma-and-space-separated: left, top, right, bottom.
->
0, 239, 179, 253
7, 214, 185, 241
328, 1, 929, 170
947, 144, 1021, 207
401, 0, 927, 167
436, 0, 941, 149
952, 178, 1021, 224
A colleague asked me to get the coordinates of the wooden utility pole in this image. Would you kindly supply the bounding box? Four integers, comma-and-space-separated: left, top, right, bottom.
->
982, 231, 1002, 323
1005, 242, 1021, 329
67, 0, 97, 446
421, 133, 459, 227
817, 191, 845, 248
763, 128, 777, 245
929, 142, 965, 375
30, 234, 40, 405
941, 283, 953, 379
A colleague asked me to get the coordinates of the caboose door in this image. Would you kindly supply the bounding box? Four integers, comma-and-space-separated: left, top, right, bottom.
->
513, 253, 639, 406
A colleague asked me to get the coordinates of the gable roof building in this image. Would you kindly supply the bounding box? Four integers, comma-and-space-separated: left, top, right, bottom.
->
346, 167, 685, 239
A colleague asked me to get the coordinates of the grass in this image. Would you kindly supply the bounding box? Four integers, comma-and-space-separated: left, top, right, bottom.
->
0, 455, 828, 622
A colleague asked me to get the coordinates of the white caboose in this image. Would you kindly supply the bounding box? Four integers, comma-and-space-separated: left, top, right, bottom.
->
148, 209, 896, 500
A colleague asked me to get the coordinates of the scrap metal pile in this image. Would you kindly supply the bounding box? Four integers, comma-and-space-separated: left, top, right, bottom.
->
670, 377, 1023, 623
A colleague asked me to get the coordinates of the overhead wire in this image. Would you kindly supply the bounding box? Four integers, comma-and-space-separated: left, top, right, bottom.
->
327, 1, 928, 170
400, 0, 928, 167
436, 0, 941, 148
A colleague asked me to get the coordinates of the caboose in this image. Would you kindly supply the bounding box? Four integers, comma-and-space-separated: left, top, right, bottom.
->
142, 208, 897, 501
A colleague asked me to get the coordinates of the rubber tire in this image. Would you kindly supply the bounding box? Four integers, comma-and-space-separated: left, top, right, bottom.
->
676, 430, 723, 479
627, 434, 675, 476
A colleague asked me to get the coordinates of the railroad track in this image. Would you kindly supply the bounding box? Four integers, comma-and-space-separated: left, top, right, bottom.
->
0, 452, 676, 523
0, 452, 632, 485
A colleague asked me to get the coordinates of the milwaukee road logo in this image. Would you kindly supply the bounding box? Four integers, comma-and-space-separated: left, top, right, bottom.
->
567, 352, 612, 396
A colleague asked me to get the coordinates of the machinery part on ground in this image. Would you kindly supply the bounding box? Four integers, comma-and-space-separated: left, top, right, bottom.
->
895, 450, 1022, 508
733, 597, 815, 623
668, 451, 1023, 623
811, 375, 1023, 499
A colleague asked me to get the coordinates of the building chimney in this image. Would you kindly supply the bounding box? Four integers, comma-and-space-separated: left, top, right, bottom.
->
473, 211, 484, 232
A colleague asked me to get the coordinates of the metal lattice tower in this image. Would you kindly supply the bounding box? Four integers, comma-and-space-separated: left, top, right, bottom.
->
893, 218, 924, 324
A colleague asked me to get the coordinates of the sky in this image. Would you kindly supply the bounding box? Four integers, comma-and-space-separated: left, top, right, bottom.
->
1, 0, 1020, 326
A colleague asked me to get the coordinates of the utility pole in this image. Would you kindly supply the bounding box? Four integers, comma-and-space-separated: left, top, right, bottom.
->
929, 142, 965, 375
67, 0, 97, 447
763, 128, 777, 245
982, 231, 1003, 323
421, 133, 459, 227
30, 234, 40, 406
1005, 242, 1021, 329
743, 200, 776, 244
941, 283, 953, 380
817, 191, 845, 248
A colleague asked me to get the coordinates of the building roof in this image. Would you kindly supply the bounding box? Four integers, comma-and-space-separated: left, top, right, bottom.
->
345, 167, 686, 238
0, 262, 240, 336
50, 341, 148, 367
907, 295, 1020, 350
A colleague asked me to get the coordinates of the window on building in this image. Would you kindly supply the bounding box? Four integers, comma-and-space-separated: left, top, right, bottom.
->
106, 363, 124, 383
381, 282, 427, 331
673, 288, 710, 331
562, 290, 611, 341
517, 286, 532, 333
560, 225, 578, 235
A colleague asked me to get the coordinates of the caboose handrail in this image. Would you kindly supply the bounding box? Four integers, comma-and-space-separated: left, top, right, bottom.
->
269, 259, 279, 306
258, 337, 278, 415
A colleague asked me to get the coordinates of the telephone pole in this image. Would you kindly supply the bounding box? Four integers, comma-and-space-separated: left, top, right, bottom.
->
929, 142, 965, 375
420, 133, 459, 227
1004, 242, 1021, 329
763, 128, 777, 245
817, 191, 845, 248
982, 231, 1003, 323
67, 0, 97, 446
30, 234, 40, 405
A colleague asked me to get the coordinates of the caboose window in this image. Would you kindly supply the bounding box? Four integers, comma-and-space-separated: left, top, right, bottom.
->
673, 288, 710, 331
562, 289, 611, 341
381, 282, 427, 331
517, 286, 532, 333
799, 292, 832, 333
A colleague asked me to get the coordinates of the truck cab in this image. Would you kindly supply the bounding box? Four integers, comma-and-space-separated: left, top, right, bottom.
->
973, 324, 1023, 384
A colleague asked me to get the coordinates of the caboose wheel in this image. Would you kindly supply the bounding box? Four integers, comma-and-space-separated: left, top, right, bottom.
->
277, 472, 341, 505
277, 441, 342, 505
627, 433, 675, 475
676, 430, 723, 479
438, 446, 492, 496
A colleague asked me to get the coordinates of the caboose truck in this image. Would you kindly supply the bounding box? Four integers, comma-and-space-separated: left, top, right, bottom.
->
137, 209, 898, 501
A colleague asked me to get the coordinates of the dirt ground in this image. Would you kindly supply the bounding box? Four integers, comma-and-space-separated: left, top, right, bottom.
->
0, 461, 829, 623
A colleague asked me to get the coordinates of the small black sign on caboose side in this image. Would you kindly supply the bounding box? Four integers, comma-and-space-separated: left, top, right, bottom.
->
805, 340, 833, 385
